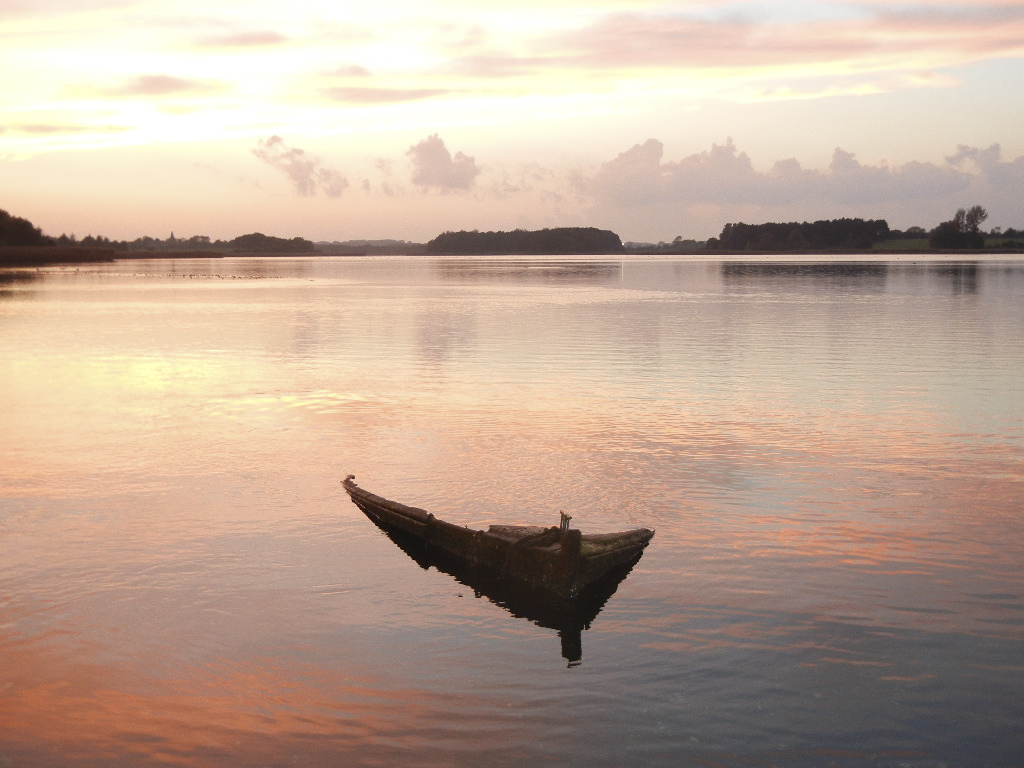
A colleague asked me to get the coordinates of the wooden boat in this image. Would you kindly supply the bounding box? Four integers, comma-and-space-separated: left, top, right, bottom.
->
356, 497, 645, 664
343, 475, 654, 599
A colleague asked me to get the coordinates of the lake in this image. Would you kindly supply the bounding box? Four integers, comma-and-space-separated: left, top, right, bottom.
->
1, 255, 1022, 767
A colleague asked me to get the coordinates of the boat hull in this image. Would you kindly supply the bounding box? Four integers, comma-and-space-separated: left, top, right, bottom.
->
343, 475, 653, 597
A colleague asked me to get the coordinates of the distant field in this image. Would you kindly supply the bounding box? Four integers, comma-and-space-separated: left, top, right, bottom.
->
874, 238, 929, 251
874, 237, 1024, 252
985, 237, 1024, 249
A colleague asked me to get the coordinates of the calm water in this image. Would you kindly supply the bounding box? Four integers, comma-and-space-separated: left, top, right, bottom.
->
2, 256, 1022, 767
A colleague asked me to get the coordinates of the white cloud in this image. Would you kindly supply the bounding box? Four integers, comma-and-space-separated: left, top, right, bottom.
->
582, 137, 991, 209
407, 134, 480, 192
825, 148, 968, 204
585, 138, 775, 206
577, 138, 1024, 237
251, 135, 348, 198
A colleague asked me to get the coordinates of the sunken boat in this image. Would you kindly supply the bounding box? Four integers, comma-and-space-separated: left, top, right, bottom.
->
357, 495, 646, 664
343, 475, 654, 599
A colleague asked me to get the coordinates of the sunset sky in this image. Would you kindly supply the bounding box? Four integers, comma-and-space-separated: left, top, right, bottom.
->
2, 0, 1023, 243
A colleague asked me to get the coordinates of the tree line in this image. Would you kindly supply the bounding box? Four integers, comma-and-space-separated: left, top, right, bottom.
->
0, 209, 50, 247
927, 205, 988, 249
228, 233, 315, 253
426, 228, 624, 255
706, 207, 1021, 252
708, 218, 891, 251
4, 205, 1022, 263
0, 211, 316, 255
58, 231, 317, 254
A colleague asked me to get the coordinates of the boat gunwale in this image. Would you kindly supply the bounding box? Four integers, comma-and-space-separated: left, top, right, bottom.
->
343, 474, 653, 596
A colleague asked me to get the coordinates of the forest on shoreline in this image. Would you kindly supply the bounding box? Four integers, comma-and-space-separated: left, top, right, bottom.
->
3, 207, 1023, 267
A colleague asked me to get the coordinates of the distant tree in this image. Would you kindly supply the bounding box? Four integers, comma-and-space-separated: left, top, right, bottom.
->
0, 209, 51, 247
426, 227, 623, 255
929, 205, 988, 249
230, 232, 315, 253
716, 218, 889, 251
132, 235, 159, 249
965, 205, 988, 233
785, 228, 811, 251
928, 221, 969, 249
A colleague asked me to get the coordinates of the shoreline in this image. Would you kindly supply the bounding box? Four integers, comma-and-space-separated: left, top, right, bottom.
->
3, 246, 1024, 268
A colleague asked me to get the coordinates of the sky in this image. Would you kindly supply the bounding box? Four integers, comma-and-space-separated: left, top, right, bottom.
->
1, 0, 1023, 243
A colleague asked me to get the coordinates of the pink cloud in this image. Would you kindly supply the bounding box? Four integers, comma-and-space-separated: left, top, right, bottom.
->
583, 138, 982, 210
327, 64, 372, 78
407, 134, 480, 192
252, 135, 348, 198
3, 123, 128, 135
441, 4, 1024, 82
195, 31, 288, 47
325, 87, 450, 104
571, 137, 1024, 238
86, 75, 223, 98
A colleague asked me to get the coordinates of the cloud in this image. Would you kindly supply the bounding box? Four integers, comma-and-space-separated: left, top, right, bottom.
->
579, 138, 1024, 236
196, 30, 288, 47
0, 0, 137, 17
325, 87, 450, 104
945, 142, 1024, 202
443, 54, 541, 79
586, 138, 778, 207
327, 64, 372, 78
583, 137, 983, 209
86, 75, 223, 98
252, 136, 348, 198
407, 134, 480, 192
435, 3, 1024, 105
568, 5, 1024, 71
3, 123, 128, 135
372, 158, 403, 197
825, 149, 969, 204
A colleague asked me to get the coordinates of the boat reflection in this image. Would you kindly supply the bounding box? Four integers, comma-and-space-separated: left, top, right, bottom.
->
361, 510, 647, 665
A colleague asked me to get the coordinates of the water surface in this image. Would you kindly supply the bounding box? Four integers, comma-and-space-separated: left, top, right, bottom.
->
2, 256, 1022, 766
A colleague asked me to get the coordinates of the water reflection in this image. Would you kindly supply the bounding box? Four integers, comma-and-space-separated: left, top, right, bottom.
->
356, 501, 646, 665
415, 303, 476, 367
434, 258, 621, 286
0, 268, 41, 297
722, 261, 890, 291
720, 260, 993, 295
929, 262, 979, 293
2, 255, 1023, 767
